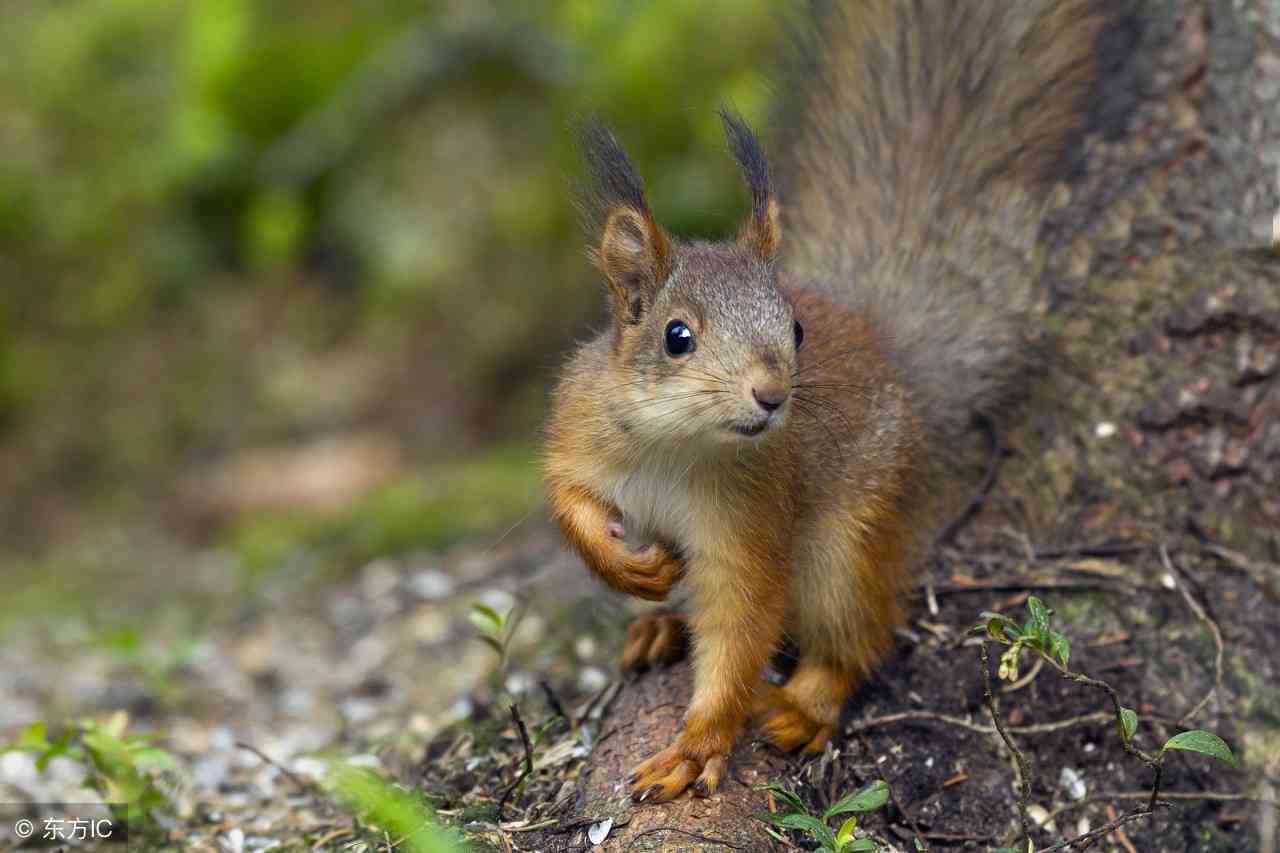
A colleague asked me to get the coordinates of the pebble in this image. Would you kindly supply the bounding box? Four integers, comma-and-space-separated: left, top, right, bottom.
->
1060, 766, 1088, 800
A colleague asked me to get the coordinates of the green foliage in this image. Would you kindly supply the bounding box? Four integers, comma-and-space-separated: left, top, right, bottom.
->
823, 779, 890, 820
1, 713, 177, 833
327, 763, 464, 853
977, 596, 1239, 851
224, 444, 541, 584
469, 601, 526, 676
0, 0, 782, 562
1119, 706, 1139, 742
979, 596, 1071, 681
1161, 730, 1237, 768
757, 781, 889, 852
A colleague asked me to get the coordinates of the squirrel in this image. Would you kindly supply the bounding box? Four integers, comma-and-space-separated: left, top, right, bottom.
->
544, 0, 1103, 803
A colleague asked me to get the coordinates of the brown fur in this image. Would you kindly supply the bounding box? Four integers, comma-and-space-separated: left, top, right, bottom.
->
545, 0, 1102, 803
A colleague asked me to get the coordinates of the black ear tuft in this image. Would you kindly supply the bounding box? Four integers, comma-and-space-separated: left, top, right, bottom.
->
720, 108, 781, 260
579, 120, 651, 223
575, 120, 672, 324
720, 109, 771, 220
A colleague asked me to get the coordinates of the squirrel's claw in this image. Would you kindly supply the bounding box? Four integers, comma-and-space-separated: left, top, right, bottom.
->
629, 746, 723, 804
755, 685, 836, 754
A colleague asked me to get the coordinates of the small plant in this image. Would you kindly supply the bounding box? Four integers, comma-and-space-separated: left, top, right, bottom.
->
977, 596, 1238, 853
1, 712, 178, 833
327, 763, 463, 853
469, 601, 526, 676
756, 780, 889, 852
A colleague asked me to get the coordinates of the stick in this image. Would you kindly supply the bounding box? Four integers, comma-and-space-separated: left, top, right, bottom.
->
980, 642, 1034, 845
1159, 545, 1225, 724
498, 703, 536, 819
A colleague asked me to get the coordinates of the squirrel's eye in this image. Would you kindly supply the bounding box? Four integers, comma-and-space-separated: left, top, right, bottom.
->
664, 320, 695, 357
793, 320, 805, 350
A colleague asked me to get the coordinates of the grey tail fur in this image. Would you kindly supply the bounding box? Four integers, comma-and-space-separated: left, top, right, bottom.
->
780, 0, 1103, 440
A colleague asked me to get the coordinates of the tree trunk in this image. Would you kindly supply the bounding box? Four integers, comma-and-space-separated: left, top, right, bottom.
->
538, 1, 1280, 849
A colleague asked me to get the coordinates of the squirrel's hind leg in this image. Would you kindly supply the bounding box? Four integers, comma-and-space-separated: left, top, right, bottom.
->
620, 610, 688, 672
754, 657, 855, 753
760, 502, 909, 752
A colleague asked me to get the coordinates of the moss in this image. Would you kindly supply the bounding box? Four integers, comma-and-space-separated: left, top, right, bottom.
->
224, 443, 544, 584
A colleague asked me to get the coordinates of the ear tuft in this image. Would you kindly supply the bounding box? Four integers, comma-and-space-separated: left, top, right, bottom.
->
578, 121, 672, 323
720, 108, 781, 261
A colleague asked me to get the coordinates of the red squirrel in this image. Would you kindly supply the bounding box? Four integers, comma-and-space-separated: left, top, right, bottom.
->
545, 0, 1103, 803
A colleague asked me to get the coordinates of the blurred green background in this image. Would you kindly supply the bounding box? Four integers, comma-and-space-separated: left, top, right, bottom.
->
0, 0, 782, 608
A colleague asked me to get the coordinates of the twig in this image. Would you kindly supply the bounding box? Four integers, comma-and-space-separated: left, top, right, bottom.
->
856, 731, 928, 852
846, 709, 1111, 737
934, 416, 1004, 548
498, 703, 536, 820
574, 679, 618, 727
980, 642, 1033, 845
1031, 543, 1147, 560
1038, 655, 1164, 810
927, 579, 1127, 595
1106, 804, 1139, 853
1159, 545, 1225, 724
539, 678, 571, 725
235, 741, 315, 794
1036, 805, 1167, 853
1047, 789, 1280, 824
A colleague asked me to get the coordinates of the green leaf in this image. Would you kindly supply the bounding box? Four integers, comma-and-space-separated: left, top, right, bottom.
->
978, 612, 1020, 641
17, 720, 49, 750
845, 840, 877, 852
835, 815, 857, 849
824, 780, 890, 820
1050, 632, 1071, 668
1119, 707, 1138, 742
1027, 596, 1051, 634
468, 604, 503, 635
774, 812, 837, 850
33, 731, 77, 772
1161, 730, 1238, 768
760, 783, 808, 814
131, 747, 178, 771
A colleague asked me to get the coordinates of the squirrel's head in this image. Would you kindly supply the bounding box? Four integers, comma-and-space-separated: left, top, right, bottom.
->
580, 112, 801, 448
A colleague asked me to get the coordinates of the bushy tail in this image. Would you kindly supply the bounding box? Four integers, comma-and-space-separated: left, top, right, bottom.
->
781, 0, 1102, 438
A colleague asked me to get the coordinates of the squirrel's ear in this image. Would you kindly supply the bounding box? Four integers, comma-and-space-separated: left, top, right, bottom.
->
721, 109, 781, 262
579, 121, 672, 323
597, 207, 672, 322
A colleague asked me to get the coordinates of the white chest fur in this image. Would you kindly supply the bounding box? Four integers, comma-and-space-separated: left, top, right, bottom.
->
604, 458, 698, 549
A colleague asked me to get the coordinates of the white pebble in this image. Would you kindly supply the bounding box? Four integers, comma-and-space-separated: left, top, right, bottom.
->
1060, 766, 1088, 801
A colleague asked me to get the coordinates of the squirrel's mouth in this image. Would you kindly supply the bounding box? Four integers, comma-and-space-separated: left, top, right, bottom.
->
727, 418, 770, 437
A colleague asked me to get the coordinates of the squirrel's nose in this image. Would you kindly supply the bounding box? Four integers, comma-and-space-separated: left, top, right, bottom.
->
752, 384, 790, 413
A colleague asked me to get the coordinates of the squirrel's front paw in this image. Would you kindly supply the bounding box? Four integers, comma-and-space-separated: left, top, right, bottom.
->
611, 543, 683, 601
629, 741, 727, 803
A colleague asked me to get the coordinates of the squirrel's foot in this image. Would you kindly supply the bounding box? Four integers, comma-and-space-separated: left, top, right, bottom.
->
621, 611, 688, 672
629, 741, 727, 804
754, 660, 853, 754
755, 685, 835, 754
